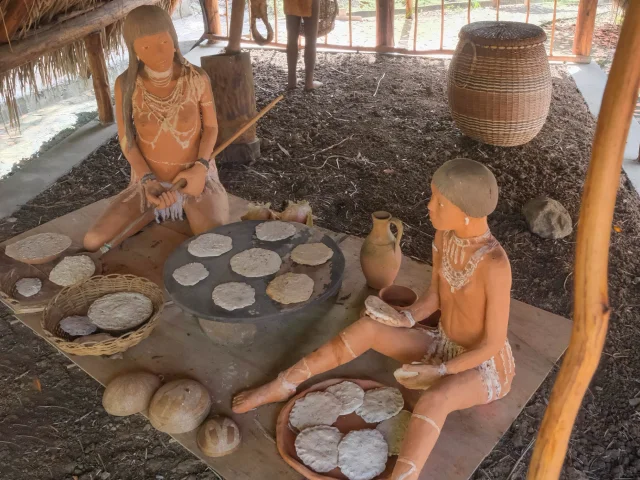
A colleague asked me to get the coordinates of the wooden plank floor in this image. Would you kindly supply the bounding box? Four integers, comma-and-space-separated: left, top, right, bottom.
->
2, 195, 572, 480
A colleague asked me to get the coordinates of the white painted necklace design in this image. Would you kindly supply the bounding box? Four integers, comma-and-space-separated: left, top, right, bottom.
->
441, 229, 497, 292
144, 65, 173, 88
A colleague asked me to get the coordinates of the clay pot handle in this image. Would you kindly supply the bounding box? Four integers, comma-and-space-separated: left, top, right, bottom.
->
389, 217, 404, 252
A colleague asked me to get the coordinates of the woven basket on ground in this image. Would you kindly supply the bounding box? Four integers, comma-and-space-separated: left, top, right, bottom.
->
447, 21, 552, 147
300, 0, 339, 38
41, 274, 164, 356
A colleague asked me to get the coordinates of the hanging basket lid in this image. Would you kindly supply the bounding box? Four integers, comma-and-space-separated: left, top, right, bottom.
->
459, 21, 546, 48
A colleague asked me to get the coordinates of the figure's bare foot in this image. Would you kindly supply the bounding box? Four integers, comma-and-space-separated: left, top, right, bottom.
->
304, 81, 323, 91
232, 379, 295, 413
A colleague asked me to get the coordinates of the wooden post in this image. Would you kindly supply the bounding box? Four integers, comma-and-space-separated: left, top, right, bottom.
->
376, 0, 394, 49
572, 0, 598, 56
201, 0, 222, 43
227, 0, 245, 52
527, 1, 640, 478
201, 52, 260, 163
84, 31, 114, 125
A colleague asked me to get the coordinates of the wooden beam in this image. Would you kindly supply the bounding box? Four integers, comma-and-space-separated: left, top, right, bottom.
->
84, 31, 114, 125
0, 0, 37, 44
227, 0, 245, 53
0, 0, 159, 74
528, 1, 640, 478
375, 0, 394, 49
572, 0, 597, 56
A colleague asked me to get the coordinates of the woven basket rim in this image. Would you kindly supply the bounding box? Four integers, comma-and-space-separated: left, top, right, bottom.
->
40, 274, 164, 356
459, 21, 547, 47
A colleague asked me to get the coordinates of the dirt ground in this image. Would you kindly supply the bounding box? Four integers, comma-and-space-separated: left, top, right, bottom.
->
2, 51, 640, 480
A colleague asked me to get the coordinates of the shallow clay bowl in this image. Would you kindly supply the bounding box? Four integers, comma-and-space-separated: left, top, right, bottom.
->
359, 284, 418, 318
277, 378, 413, 480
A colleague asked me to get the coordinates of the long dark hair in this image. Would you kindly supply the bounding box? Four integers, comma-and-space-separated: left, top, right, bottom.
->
121, 5, 186, 150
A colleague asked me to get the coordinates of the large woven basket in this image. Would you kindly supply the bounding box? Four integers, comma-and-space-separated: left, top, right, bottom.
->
447, 21, 552, 147
41, 274, 164, 356
300, 0, 338, 37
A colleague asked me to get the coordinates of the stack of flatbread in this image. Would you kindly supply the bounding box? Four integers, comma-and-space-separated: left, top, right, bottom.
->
291, 381, 409, 480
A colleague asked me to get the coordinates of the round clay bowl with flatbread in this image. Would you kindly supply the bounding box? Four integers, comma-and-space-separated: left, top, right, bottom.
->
276, 378, 416, 480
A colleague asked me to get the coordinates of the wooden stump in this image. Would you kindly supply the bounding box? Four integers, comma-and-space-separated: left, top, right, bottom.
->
201, 52, 261, 164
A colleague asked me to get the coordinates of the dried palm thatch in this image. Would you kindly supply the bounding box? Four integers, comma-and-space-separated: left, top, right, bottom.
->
0, 0, 179, 127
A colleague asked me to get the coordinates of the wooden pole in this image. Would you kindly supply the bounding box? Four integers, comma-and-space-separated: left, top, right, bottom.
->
202, 0, 222, 43
227, 0, 245, 52
0, 0, 159, 74
0, 0, 37, 44
527, 2, 640, 478
84, 31, 114, 125
572, 0, 597, 56
375, 0, 394, 49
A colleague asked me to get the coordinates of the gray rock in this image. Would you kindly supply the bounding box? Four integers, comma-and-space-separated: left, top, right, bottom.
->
522, 197, 573, 239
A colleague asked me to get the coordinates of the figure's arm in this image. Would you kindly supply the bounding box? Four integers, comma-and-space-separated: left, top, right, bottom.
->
198, 73, 219, 160
442, 250, 512, 374
114, 76, 152, 179
403, 230, 442, 321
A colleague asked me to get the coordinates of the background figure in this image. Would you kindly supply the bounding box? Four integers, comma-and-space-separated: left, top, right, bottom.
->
285, 0, 322, 90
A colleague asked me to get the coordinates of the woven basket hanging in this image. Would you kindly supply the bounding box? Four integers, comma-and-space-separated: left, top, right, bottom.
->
300, 0, 339, 38
447, 21, 552, 147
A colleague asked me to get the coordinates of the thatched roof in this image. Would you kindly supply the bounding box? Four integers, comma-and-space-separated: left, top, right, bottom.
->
0, 0, 179, 126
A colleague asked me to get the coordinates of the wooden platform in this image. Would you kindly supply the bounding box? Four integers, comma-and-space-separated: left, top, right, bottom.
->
1, 195, 573, 480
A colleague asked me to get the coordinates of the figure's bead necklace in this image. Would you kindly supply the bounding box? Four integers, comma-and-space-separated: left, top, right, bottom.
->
144, 65, 173, 88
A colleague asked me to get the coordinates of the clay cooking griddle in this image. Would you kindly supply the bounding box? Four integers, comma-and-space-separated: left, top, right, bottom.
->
163, 221, 345, 323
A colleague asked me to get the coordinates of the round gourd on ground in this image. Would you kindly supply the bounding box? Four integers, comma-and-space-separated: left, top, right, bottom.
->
197, 416, 242, 457
102, 372, 161, 416
148, 379, 211, 434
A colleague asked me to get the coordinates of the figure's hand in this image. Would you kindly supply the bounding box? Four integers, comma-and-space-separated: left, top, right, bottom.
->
172, 164, 207, 197
395, 363, 442, 390
144, 179, 177, 209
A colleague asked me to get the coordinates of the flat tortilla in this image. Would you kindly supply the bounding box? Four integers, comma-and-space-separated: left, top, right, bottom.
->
355, 387, 404, 423
5, 233, 71, 263
295, 425, 343, 473
230, 248, 282, 278
188, 233, 233, 257
338, 429, 388, 480
88, 292, 153, 332
266, 273, 314, 305
212, 282, 256, 311
255, 221, 297, 241
172, 262, 209, 286
59, 315, 97, 337
364, 296, 407, 327
49, 255, 95, 287
291, 243, 333, 266
376, 410, 412, 456
325, 381, 365, 415
289, 392, 342, 431
14, 278, 42, 297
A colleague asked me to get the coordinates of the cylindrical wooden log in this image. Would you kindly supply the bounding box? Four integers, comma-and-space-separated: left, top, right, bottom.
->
227, 0, 246, 53
84, 31, 114, 125
528, 1, 640, 478
201, 52, 261, 163
572, 0, 597, 56
202, 0, 222, 43
376, 0, 394, 49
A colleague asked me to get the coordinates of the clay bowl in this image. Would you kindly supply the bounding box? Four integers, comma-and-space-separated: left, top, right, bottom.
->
276, 378, 413, 480
360, 284, 418, 318
378, 285, 418, 308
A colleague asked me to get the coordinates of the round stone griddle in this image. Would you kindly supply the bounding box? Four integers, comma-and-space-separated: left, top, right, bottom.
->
163, 221, 345, 323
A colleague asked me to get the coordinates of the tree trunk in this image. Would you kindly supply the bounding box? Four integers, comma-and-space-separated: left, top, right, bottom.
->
84, 31, 114, 125
201, 52, 260, 163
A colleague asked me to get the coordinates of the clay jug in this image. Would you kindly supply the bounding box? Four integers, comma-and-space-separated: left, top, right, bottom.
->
360, 211, 404, 290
